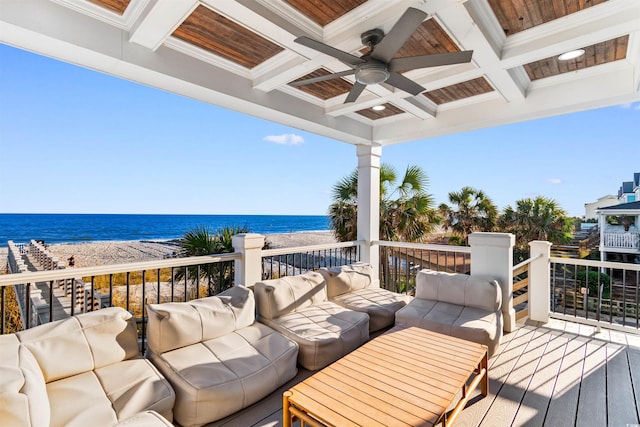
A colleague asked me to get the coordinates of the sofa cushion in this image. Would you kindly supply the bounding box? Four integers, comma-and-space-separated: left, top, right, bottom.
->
0, 335, 50, 427
416, 270, 501, 312
319, 263, 374, 298
395, 299, 502, 357
46, 371, 117, 427
16, 307, 139, 382
115, 411, 173, 426
95, 358, 175, 422
254, 272, 327, 320
331, 288, 409, 332
261, 301, 369, 370
319, 263, 409, 332
146, 285, 255, 354
148, 322, 298, 427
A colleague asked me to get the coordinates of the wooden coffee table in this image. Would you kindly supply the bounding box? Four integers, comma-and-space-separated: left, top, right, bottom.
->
283, 326, 488, 427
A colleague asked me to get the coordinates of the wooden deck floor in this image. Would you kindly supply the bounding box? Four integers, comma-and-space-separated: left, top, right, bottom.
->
207, 319, 640, 427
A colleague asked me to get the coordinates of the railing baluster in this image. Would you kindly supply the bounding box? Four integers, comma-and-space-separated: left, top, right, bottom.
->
1, 285, 5, 334
170, 267, 175, 302
157, 269, 161, 304
142, 270, 146, 353
49, 280, 54, 321
126, 272, 130, 312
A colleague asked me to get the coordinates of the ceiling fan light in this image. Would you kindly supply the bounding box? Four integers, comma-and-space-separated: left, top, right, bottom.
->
356, 63, 390, 85
558, 49, 585, 61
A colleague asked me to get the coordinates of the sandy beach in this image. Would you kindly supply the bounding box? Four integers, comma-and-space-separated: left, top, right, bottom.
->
2, 231, 337, 268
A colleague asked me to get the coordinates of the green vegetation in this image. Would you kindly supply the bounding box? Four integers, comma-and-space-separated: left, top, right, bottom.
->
328, 169, 575, 265
329, 164, 440, 243
576, 269, 611, 299
499, 196, 574, 261
176, 225, 249, 295
439, 186, 498, 245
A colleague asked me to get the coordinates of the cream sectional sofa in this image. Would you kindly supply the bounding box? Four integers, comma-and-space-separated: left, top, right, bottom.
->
319, 263, 410, 332
254, 271, 369, 370
395, 269, 503, 357
0, 307, 175, 427
145, 285, 299, 427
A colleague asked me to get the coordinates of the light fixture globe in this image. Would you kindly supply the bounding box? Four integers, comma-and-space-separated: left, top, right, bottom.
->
558, 49, 585, 61
355, 62, 390, 85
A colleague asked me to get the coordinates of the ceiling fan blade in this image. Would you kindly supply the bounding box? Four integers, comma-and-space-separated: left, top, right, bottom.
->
344, 82, 367, 103
294, 36, 366, 67
290, 70, 356, 87
386, 72, 426, 96
389, 51, 473, 72
371, 8, 427, 63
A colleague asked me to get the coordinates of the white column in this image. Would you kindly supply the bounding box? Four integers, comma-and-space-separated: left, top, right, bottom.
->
469, 232, 516, 332
231, 233, 265, 287
528, 240, 552, 323
357, 144, 381, 285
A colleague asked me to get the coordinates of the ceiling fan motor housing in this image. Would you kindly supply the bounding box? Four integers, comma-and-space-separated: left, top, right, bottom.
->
356, 62, 390, 85
361, 28, 385, 48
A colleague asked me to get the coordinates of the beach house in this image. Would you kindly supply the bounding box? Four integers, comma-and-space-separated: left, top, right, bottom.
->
2, 1, 640, 425
596, 172, 640, 263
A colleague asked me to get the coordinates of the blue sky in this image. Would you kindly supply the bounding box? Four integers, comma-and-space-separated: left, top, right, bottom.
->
1, 43, 638, 217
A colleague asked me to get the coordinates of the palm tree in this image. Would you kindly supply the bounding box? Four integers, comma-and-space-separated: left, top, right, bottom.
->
176, 225, 249, 296
499, 196, 574, 260
438, 186, 498, 245
329, 164, 440, 242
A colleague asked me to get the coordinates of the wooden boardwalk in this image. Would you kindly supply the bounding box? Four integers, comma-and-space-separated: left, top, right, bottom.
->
21, 252, 71, 321
208, 319, 640, 427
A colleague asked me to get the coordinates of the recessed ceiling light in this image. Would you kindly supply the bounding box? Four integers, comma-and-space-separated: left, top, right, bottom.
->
558, 49, 585, 61
372, 105, 386, 111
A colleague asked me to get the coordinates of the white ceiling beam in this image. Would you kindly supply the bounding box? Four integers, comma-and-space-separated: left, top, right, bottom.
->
374, 65, 640, 145
438, 2, 526, 102
128, 0, 198, 50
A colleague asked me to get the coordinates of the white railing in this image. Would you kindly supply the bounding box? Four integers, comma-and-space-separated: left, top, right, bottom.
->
261, 241, 361, 279
547, 257, 640, 333
377, 240, 471, 294
603, 232, 640, 250
2, 233, 520, 335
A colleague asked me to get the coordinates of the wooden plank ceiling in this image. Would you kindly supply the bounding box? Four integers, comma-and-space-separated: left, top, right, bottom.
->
524, 36, 629, 80
81, 0, 630, 123
488, 0, 609, 35
87, 0, 130, 15
283, 0, 367, 26
172, 5, 283, 69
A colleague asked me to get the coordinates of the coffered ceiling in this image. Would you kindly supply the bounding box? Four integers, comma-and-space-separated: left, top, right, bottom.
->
1, 0, 639, 146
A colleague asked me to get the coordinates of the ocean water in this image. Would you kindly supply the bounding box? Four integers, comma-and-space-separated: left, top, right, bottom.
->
0, 214, 330, 247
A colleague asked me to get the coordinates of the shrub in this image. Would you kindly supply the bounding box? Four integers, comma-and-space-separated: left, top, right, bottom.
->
576, 270, 611, 299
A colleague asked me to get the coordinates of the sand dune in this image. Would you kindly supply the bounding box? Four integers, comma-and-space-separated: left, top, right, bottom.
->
9, 231, 337, 268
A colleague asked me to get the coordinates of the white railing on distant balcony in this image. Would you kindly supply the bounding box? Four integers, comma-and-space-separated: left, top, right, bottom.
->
603, 232, 640, 250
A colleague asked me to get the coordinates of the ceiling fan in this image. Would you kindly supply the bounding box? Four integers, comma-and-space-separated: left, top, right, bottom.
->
291, 7, 473, 103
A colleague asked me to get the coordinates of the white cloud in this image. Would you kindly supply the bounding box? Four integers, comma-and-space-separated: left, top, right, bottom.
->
263, 133, 304, 145
547, 178, 562, 185
620, 102, 640, 110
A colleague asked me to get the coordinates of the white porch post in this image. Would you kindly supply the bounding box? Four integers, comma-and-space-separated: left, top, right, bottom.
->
528, 240, 552, 323
231, 233, 265, 287
469, 232, 516, 332
357, 144, 381, 285
598, 211, 606, 263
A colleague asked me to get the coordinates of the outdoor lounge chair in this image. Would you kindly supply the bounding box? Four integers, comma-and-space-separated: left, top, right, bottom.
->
319, 262, 410, 332
395, 269, 503, 357
145, 285, 298, 427
254, 271, 369, 370
0, 307, 175, 427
